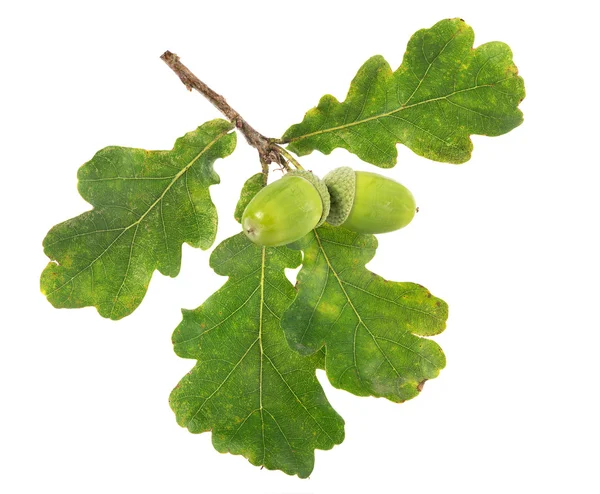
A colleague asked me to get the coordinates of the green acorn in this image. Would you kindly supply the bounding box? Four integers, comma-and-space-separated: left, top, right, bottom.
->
242, 170, 330, 247
324, 167, 416, 234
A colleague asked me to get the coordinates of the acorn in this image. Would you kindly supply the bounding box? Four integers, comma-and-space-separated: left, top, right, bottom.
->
324, 167, 416, 234
242, 170, 330, 247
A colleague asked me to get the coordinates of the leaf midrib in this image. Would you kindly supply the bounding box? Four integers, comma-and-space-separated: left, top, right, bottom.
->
313, 231, 401, 381
257, 247, 336, 446
258, 247, 266, 464
285, 82, 504, 143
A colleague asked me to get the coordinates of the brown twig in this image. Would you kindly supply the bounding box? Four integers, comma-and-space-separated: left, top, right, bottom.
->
160, 51, 286, 172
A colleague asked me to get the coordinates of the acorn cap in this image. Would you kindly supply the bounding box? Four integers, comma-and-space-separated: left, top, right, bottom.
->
323, 167, 356, 226
285, 170, 331, 227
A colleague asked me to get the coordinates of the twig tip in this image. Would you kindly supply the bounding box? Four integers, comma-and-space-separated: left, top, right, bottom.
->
160, 50, 178, 63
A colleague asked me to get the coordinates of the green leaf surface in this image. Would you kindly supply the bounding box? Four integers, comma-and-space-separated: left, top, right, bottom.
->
282, 18, 525, 166
234, 173, 265, 223
170, 232, 344, 478
41, 119, 236, 320
282, 225, 448, 402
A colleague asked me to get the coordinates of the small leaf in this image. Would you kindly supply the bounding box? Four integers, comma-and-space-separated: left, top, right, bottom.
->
41, 119, 236, 320
171, 232, 344, 478
282, 225, 448, 403
234, 173, 265, 223
282, 18, 525, 166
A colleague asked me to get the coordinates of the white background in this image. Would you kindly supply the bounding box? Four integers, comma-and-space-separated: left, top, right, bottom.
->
1, 1, 599, 492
